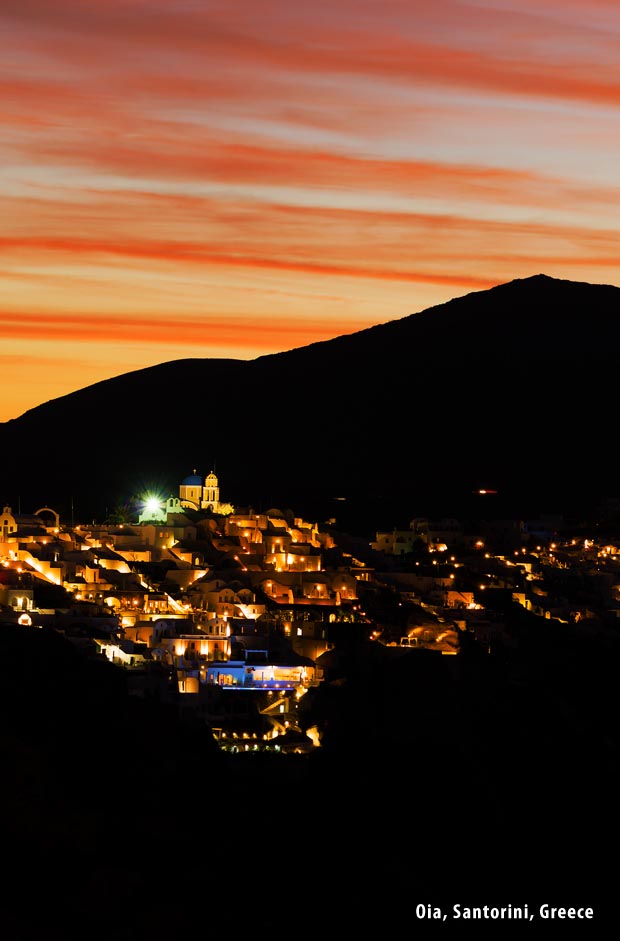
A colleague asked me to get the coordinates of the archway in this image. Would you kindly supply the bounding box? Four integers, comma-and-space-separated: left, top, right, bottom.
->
35, 507, 60, 529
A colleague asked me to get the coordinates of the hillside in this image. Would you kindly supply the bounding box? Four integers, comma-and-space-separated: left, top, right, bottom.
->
2, 273, 619, 531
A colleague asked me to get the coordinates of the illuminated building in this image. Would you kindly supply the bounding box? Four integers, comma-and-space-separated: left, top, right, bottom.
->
94, 638, 150, 667
205, 658, 316, 690
0, 505, 18, 542
179, 469, 234, 515
0, 581, 34, 617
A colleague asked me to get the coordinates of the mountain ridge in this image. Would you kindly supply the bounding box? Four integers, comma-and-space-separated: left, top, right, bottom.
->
3, 272, 614, 424
1, 272, 586, 426
2, 273, 619, 531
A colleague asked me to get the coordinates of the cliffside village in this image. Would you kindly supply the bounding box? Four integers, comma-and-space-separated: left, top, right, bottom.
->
2, 470, 620, 752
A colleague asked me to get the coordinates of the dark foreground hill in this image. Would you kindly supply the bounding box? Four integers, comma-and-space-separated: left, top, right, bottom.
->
2, 619, 617, 937
2, 273, 620, 531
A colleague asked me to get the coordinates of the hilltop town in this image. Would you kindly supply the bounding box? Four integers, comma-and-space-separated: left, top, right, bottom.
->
3, 470, 620, 751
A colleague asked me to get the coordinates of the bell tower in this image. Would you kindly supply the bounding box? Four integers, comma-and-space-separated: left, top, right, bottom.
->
202, 470, 220, 511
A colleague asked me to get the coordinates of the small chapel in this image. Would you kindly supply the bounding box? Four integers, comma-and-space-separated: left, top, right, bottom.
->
178, 469, 234, 515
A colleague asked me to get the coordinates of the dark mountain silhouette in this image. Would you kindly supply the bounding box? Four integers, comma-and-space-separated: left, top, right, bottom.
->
2, 273, 619, 530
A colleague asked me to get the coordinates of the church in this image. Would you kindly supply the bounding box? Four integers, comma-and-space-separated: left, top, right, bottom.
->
137, 469, 235, 524
178, 469, 234, 515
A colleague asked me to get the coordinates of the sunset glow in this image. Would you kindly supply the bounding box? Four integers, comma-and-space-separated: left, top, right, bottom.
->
2, 0, 620, 420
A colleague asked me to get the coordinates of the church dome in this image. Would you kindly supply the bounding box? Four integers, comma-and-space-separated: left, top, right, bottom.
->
181, 472, 202, 486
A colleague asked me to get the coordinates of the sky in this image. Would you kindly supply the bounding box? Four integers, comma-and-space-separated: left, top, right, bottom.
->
2, 0, 620, 422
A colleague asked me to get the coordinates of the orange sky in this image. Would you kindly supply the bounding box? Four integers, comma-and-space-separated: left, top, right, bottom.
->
2, 0, 620, 421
